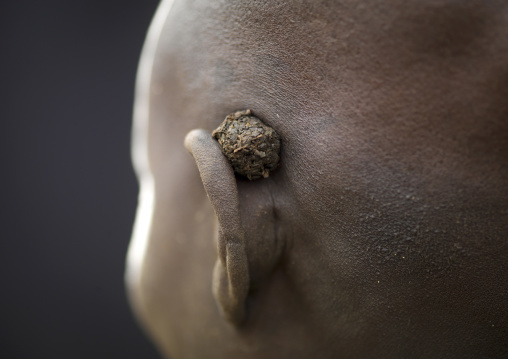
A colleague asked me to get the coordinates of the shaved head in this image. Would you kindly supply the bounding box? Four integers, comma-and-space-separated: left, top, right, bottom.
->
126, 1, 508, 358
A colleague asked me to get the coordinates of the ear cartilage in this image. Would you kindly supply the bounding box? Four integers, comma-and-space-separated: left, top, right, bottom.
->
212, 110, 281, 180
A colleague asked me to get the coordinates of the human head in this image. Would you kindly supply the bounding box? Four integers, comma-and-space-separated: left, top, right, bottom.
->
126, 0, 508, 357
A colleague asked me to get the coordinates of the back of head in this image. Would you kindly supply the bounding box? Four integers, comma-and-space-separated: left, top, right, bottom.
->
126, 1, 508, 358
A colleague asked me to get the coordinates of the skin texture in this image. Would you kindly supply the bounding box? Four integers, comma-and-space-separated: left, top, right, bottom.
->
126, 0, 508, 358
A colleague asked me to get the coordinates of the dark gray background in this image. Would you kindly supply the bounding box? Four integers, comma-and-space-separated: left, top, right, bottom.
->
1, 0, 161, 357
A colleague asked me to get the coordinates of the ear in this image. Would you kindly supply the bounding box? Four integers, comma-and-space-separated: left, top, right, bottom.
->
184, 129, 283, 326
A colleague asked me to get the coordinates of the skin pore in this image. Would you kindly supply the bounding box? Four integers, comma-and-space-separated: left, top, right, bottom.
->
126, 1, 508, 358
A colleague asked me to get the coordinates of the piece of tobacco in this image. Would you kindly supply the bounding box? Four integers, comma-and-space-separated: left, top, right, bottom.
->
212, 109, 281, 180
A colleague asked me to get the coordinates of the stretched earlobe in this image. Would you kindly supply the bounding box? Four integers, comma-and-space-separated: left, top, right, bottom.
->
184, 129, 249, 325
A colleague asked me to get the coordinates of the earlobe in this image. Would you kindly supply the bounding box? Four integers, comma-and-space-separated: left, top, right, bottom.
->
184, 128, 284, 327
184, 129, 249, 325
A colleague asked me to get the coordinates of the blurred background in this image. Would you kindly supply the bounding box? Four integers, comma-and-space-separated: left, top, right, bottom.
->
1, 0, 161, 358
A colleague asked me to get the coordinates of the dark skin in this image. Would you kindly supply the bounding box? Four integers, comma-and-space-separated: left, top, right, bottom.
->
126, 0, 508, 358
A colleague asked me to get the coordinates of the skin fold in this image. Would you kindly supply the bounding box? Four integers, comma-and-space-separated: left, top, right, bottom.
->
126, 1, 508, 358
